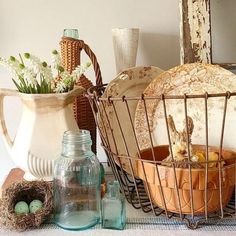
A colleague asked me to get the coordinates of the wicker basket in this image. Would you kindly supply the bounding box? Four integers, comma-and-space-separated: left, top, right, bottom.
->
60, 37, 102, 154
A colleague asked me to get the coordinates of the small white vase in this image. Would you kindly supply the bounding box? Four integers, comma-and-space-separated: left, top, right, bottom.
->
112, 28, 139, 74
0, 86, 84, 181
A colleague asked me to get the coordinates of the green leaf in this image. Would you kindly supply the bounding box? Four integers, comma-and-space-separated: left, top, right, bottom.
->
18, 76, 27, 87
29, 84, 34, 94
36, 80, 41, 93
12, 79, 22, 92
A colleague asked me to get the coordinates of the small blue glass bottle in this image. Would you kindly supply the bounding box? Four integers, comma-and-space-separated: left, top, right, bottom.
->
101, 181, 126, 230
53, 130, 101, 230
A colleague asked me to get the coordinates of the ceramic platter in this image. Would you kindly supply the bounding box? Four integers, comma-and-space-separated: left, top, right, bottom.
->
134, 63, 236, 151
98, 66, 163, 172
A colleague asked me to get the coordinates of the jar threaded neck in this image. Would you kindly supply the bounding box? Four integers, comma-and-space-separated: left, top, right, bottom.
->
63, 130, 92, 146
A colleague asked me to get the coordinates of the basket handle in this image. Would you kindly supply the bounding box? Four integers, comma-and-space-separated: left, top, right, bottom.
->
61, 37, 103, 86
79, 40, 103, 86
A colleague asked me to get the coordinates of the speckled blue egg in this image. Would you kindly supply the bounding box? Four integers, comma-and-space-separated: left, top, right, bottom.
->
29, 200, 43, 213
14, 201, 29, 215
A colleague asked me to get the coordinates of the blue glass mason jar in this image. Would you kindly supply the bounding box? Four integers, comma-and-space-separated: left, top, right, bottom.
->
53, 130, 101, 230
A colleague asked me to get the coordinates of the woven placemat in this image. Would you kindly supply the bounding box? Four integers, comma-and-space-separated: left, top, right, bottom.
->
1, 217, 236, 232
2, 203, 236, 232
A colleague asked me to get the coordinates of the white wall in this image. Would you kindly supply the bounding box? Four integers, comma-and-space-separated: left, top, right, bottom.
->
0, 0, 236, 180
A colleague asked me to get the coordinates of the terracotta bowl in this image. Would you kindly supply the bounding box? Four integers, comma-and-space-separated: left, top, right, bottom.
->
136, 145, 236, 215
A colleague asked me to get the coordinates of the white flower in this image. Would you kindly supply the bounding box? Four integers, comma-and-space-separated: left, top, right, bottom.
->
0, 57, 22, 79
24, 53, 53, 83
0, 51, 91, 94
72, 62, 91, 81
22, 67, 37, 85
25, 54, 42, 74
53, 71, 74, 93
60, 71, 71, 81
51, 50, 62, 69
54, 81, 67, 93
41, 63, 53, 82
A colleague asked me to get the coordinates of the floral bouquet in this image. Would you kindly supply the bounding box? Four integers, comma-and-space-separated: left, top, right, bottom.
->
0, 50, 91, 93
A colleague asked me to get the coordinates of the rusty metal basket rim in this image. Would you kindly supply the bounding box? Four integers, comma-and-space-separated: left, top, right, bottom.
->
87, 84, 236, 101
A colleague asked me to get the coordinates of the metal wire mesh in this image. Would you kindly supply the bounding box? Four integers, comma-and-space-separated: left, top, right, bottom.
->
86, 84, 236, 229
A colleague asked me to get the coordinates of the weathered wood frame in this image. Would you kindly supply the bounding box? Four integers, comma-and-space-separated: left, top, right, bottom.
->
180, 0, 236, 70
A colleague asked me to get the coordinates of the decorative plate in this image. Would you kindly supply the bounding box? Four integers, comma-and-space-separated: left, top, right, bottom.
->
134, 63, 236, 151
98, 66, 163, 172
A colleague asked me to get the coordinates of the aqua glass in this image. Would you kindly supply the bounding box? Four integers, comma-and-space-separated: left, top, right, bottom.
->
53, 130, 101, 230
101, 181, 126, 230
63, 29, 79, 39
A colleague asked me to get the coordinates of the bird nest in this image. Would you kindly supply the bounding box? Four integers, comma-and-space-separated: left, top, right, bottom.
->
0, 181, 53, 231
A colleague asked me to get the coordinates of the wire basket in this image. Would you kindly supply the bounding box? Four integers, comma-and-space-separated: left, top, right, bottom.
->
86, 84, 236, 229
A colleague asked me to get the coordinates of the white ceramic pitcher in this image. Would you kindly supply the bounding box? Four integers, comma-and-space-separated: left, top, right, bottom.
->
0, 86, 84, 181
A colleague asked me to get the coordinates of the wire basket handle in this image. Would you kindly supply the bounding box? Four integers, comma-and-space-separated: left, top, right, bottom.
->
60, 37, 103, 86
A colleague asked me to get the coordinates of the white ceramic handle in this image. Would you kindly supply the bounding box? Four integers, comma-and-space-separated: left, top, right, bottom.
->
0, 88, 19, 149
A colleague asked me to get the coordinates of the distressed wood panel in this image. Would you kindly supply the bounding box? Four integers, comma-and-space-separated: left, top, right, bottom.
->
180, 0, 212, 64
